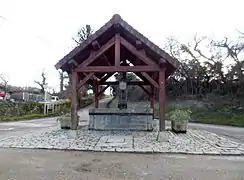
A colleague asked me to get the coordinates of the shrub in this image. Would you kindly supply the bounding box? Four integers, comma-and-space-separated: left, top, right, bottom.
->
169, 109, 192, 122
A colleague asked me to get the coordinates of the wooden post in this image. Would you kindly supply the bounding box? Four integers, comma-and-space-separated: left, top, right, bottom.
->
158, 69, 166, 131
115, 34, 120, 67
93, 79, 99, 108
71, 70, 78, 130
150, 85, 154, 109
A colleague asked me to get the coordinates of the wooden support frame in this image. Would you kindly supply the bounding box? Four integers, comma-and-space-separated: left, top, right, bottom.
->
93, 78, 99, 108
126, 59, 159, 89
120, 37, 158, 66
141, 72, 159, 89
150, 86, 155, 109
77, 37, 115, 68
159, 69, 166, 131
74, 65, 160, 72
99, 73, 114, 84
115, 34, 121, 67
98, 85, 110, 97
77, 73, 94, 91
102, 81, 150, 86
69, 59, 100, 81
71, 70, 78, 130
138, 84, 150, 95
92, 40, 112, 66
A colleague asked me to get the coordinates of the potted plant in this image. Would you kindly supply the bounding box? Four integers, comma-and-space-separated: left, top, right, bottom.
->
169, 109, 191, 133
57, 113, 71, 129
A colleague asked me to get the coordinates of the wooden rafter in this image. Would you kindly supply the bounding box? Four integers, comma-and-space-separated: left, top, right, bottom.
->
92, 41, 112, 66
77, 37, 115, 68
120, 37, 158, 66
75, 65, 160, 73
115, 33, 121, 67
77, 73, 94, 91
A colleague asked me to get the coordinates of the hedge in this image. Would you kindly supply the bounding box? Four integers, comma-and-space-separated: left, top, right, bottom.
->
0, 97, 93, 121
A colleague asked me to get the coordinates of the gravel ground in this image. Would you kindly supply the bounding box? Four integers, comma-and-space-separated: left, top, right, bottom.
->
0, 124, 243, 155
0, 148, 243, 180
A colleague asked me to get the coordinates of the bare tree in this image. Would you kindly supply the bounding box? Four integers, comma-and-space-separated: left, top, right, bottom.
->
59, 70, 68, 98
0, 74, 8, 93
72, 25, 94, 99
72, 24, 93, 45
34, 71, 47, 94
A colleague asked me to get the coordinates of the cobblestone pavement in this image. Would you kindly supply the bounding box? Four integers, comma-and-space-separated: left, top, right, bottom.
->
0, 123, 243, 155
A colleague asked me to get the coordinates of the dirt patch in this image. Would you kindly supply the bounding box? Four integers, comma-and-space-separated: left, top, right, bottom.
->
74, 163, 92, 172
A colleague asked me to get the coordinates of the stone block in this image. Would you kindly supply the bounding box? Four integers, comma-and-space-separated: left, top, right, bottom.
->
88, 108, 153, 131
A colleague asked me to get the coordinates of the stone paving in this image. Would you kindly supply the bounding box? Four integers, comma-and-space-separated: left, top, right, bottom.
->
0, 124, 244, 155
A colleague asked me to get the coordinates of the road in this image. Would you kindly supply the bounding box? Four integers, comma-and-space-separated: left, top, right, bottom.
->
0, 98, 111, 139
188, 122, 244, 143
0, 148, 243, 180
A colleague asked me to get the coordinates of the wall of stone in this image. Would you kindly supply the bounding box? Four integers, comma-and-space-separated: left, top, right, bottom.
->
89, 113, 154, 131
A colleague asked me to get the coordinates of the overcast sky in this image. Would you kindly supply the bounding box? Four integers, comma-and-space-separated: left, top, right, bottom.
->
0, 0, 243, 91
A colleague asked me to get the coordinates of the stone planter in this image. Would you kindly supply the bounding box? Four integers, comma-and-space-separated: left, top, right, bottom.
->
171, 120, 188, 133
57, 114, 80, 129
57, 115, 71, 129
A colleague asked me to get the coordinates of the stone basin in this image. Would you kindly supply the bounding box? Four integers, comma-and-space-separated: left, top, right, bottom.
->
88, 108, 154, 131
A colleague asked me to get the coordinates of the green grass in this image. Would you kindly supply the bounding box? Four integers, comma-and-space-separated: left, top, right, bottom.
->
154, 105, 244, 127
194, 113, 244, 127
0, 113, 52, 122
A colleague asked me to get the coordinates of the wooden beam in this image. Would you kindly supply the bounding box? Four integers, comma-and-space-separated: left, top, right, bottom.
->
93, 79, 99, 108
115, 34, 121, 67
71, 70, 78, 130
74, 65, 160, 73
126, 58, 158, 88
141, 72, 159, 89
138, 84, 150, 95
98, 85, 110, 96
69, 59, 78, 66
120, 37, 158, 66
77, 73, 94, 91
92, 40, 112, 66
136, 40, 143, 50
99, 73, 114, 84
84, 73, 99, 81
159, 69, 166, 131
102, 81, 150, 86
77, 37, 115, 68
150, 86, 155, 109
92, 41, 100, 50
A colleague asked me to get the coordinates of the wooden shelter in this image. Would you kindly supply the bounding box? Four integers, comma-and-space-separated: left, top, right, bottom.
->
55, 14, 179, 131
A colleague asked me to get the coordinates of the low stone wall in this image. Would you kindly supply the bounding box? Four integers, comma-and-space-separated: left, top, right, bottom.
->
89, 108, 154, 131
